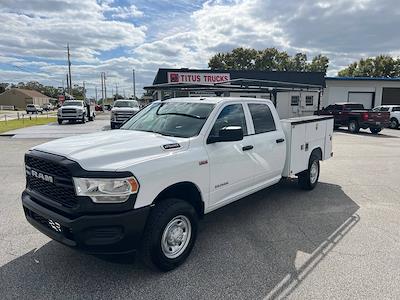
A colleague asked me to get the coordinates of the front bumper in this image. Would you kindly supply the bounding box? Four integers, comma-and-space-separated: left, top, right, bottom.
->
22, 191, 150, 254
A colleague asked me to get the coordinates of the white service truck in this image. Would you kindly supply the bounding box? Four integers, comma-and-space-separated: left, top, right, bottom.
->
57, 100, 96, 124
22, 97, 333, 271
110, 99, 140, 129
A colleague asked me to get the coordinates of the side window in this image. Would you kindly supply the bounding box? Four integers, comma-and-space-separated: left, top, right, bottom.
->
380, 107, 390, 112
393, 107, 400, 112
209, 104, 248, 138
291, 95, 300, 106
248, 104, 276, 134
305, 95, 314, 106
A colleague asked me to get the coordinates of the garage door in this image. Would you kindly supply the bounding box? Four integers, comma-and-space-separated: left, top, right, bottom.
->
348, 92, 374, 109
382, 88, 400, 105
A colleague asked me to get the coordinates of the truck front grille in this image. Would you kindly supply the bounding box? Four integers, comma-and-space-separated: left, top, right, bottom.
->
27, 176, 78, 208
26, 156, 71, 178
61, 108, 77, 114
25, 156, 78, 208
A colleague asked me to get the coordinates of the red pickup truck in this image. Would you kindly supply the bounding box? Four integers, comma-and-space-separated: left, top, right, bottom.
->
317, 103, 390, 134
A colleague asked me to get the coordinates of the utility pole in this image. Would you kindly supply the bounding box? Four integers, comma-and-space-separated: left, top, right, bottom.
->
103, 72, 107, 103
100, 73, 104, 103
66, 74, 69, 96
67, 43, 72, 96
132, 69, 136, 99
83, 81, 86, 100
115, 83, 118, 98
95, 86, 98, 102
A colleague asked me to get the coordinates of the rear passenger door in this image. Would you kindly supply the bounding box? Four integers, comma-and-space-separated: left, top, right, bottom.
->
246, 102, 286, 183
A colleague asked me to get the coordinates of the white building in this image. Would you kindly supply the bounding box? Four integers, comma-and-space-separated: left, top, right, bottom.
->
323, 77, 400, 109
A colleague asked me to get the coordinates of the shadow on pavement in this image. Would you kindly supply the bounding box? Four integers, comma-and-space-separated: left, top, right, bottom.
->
0, 181, 359, 299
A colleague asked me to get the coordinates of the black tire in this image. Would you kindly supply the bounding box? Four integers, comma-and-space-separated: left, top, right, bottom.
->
298, 153, 320, 190
81, 115, 86, 123
140, 198, 198, 271
348, 120, 360, 133
110, 123, 116, 129
88, 116, 93, 121
334, 125, 340, 130
389, 118, 399, 129
57, 119, 62, 125
370, 127, 382, 134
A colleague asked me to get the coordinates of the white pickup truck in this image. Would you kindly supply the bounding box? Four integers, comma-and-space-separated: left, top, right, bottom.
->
57, 100, 96, 124
22, 97, 333, 271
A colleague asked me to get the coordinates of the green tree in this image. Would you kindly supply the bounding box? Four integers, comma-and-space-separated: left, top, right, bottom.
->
338, 55, 400, 77
308, 54, 330, 73
208, 47, 330, 74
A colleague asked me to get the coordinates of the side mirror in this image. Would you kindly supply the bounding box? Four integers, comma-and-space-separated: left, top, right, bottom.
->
207, 126, 244, 144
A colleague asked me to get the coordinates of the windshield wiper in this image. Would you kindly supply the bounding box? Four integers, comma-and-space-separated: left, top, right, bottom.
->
157, 112, 205, 119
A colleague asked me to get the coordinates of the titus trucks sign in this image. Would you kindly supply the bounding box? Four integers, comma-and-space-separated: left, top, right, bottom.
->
167, 72, 230, 85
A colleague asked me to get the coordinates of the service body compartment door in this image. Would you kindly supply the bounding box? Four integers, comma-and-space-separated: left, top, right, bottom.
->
324, 118, 334, 160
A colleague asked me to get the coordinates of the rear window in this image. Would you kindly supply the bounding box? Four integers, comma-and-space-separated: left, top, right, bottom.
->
248, 104, 276, 134
344, 104, 364, 110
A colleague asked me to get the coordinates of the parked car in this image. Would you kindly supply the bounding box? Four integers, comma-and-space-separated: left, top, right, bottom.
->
372, 105, 400, 129
22, 97, 334, 271
317, 102, 390, 134
95, 104, 103, 112
110, 99, 140, 129
41, 103, 54, 111
26, 104, 43, 114
57, 100, 95, 124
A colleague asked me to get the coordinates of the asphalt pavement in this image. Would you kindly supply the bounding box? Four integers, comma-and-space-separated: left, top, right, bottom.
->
0, 128, 399, 299
0, 111, 110, 138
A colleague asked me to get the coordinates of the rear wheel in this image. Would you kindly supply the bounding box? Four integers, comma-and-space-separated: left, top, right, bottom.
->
298, 154, 320, 190
370, 127, 382, 134
140, 198, 198, 271
389, 118, 399, 129
348, 120, 360, 133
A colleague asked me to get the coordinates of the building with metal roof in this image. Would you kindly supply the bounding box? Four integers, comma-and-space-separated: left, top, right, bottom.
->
0, 88, 50, 110
145, 68, 326, 119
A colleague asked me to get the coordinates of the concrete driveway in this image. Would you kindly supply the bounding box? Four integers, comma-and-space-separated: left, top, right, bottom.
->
1, 112, 110, 138
0, 129, 399, 299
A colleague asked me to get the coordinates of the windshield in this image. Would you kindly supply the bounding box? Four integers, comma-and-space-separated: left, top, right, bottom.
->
121, 102, 215, 138
114, 100, 139, 108
63, 101, 83, 107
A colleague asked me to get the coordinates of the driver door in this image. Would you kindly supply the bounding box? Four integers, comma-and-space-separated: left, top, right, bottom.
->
205, 103, 257, 210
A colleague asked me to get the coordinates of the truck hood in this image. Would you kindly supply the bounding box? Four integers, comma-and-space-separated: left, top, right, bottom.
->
59, 105, 83, 110
111, 107, 140, 112
32, 130, 189, 171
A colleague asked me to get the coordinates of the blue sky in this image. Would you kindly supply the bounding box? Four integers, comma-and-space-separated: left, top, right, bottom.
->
0, 0, 400, 97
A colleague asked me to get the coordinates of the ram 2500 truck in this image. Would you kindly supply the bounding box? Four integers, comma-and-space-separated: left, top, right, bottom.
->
318, 102, 390, 134
22, 97, 333, 271
57, 100, 96, 124
110, 99, 140, 129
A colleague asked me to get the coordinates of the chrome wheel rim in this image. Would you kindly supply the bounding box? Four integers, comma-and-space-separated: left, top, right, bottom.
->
390, 120, 397, 128
310, 161, 319, 184
161, 215, 191, 259
349, 122, 355, 131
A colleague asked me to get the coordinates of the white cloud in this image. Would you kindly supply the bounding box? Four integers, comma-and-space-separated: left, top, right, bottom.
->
1, 0, 400, 97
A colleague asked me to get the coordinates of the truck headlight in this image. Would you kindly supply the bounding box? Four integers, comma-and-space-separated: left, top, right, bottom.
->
73, 177, 139, 203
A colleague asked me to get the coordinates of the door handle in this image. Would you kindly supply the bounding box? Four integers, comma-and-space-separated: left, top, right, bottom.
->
276, 138, 285, 143
242, 145, 254, 151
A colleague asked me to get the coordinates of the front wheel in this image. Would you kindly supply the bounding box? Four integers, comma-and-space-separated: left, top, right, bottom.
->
140, 198, 198, 271
370, 127, 382, 134
298, 154, 320, 190
57, 119, 63, 125
81, 115, 86, 123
